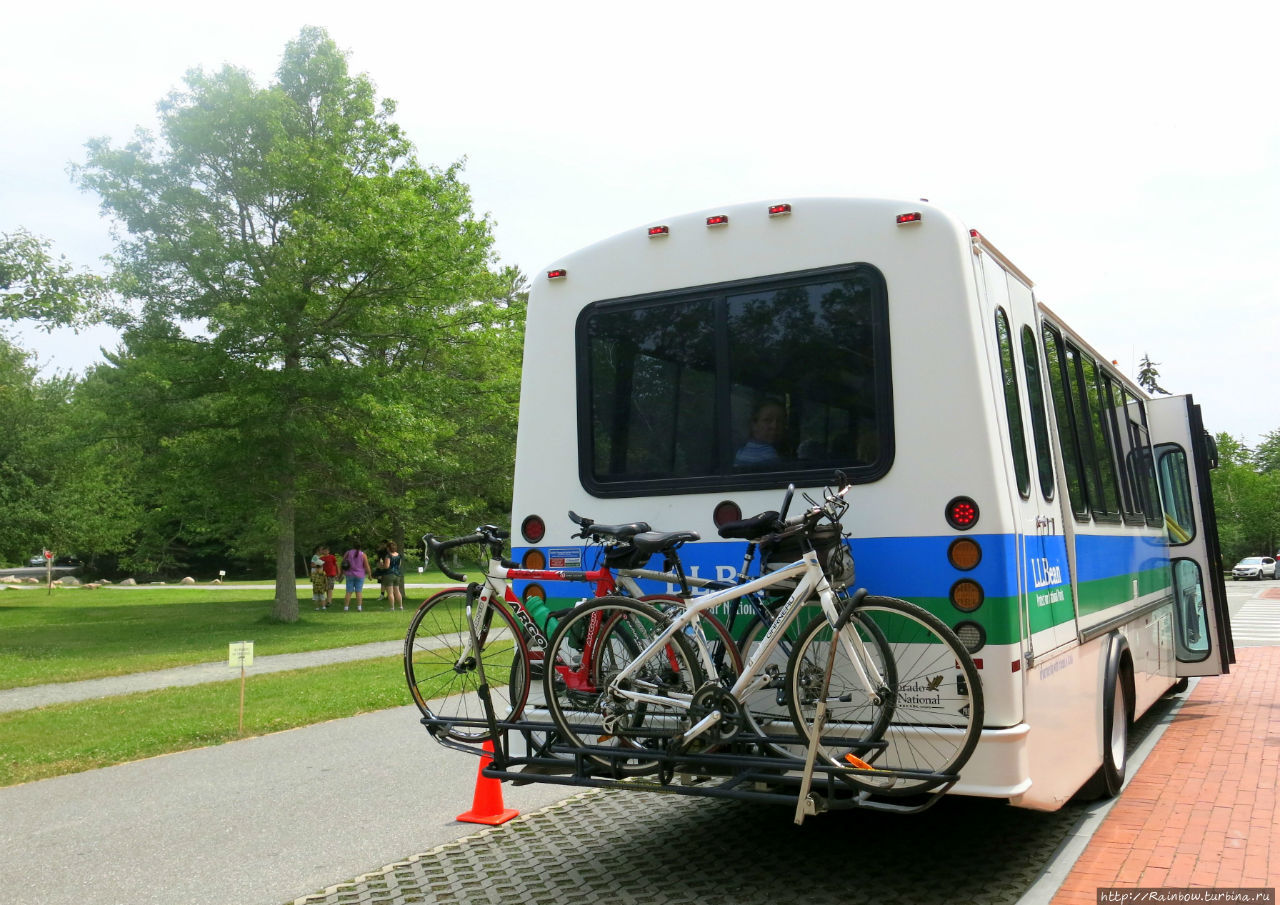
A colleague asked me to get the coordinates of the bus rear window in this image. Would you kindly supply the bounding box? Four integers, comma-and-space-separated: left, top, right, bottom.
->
577, 264, 892, 496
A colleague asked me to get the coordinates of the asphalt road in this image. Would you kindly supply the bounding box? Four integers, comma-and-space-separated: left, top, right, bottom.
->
0, 706, 572, 905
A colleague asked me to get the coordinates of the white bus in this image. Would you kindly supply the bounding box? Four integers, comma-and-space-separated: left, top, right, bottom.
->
508, 197, 1233, 811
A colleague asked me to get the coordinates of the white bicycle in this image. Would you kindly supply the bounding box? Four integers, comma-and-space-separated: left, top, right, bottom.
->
541, 477, 985, 796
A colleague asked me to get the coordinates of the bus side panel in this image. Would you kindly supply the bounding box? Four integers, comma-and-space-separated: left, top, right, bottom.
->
1012, 641, 1105, 810
1123, 603, 1177, 720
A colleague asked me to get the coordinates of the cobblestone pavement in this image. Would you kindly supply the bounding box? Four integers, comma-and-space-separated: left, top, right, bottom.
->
285, 694, 1187, 905
288, 788, 1091, 905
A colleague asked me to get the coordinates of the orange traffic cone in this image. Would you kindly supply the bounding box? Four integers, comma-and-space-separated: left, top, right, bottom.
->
456, 740, 519, 825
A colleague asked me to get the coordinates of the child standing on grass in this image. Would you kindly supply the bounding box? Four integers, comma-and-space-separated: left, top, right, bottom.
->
320, 546, 338, 608
310, 547, 327, 610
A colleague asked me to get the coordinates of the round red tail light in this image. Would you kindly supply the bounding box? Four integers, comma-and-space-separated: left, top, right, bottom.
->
520, 515, 546, 544
945, 496, 979, 531
713, 500, 742, 527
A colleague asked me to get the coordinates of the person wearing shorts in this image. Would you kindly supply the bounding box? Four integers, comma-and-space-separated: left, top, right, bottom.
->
378, 541, 404, 610
341, 543, 370, 611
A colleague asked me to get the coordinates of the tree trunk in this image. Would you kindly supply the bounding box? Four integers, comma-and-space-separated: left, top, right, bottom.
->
271, 484, 299, 622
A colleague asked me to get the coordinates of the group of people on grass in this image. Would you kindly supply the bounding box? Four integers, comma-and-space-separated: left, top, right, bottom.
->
309, 540, 404, 612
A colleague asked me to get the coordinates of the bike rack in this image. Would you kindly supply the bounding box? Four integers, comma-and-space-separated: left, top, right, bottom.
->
421, 599, 960, 819
421, 712, 957, 816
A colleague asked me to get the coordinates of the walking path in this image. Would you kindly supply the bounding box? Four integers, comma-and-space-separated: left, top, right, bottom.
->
0, 639, 407, 713
1049, 643, 1280, 900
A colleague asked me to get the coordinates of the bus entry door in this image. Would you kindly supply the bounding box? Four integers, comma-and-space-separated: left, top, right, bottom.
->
1146, 394, 1233, 676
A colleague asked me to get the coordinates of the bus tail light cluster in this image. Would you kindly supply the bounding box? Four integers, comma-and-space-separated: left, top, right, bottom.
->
946, 497, 985, 653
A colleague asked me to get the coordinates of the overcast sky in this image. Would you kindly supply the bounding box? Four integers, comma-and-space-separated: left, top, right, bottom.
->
3, 0, 1276, 445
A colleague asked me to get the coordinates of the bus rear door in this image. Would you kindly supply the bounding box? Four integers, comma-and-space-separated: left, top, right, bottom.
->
1145, 394, 1233, 677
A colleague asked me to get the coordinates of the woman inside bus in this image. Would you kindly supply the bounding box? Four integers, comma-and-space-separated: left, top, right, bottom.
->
734, 398, 788, 468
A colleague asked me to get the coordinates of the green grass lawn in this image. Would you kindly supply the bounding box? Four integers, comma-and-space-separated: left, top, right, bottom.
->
0, 580, 493, 787
0, 656, 426, 787
0, 583, 450, 689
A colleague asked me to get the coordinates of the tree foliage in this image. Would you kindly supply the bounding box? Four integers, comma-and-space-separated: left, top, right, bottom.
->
0, 229, 110, 329
0, 335, 139, 563
1208, 431, 1280, 565
1136, 352, 1170, 396
71, 27, 523, 620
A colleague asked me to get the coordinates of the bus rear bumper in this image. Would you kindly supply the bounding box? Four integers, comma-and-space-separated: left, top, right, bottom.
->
950, 724, 1035, 800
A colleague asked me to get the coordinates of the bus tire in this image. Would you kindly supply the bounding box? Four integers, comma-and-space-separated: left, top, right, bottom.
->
1078, 635, 1132, 800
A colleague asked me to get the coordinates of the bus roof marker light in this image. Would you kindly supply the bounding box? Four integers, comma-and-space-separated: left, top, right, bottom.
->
547, 268, 567, 280
648, 225, 670, 237
897, 212, 923, 225
945, 496, 980, 531
706, 215, 729, 227
768, 203, 792, 217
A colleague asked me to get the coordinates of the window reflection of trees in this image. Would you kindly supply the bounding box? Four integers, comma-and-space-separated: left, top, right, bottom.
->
726, 276, 880, 466
584, 266, 887, 485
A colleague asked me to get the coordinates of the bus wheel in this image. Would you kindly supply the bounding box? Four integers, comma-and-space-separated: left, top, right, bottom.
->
1078, 638, 1132, 800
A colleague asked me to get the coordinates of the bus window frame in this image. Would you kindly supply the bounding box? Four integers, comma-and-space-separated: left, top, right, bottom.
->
574, 263, 894, 498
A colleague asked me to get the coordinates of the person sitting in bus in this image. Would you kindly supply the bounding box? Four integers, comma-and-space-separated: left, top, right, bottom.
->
734, 398, 787, 468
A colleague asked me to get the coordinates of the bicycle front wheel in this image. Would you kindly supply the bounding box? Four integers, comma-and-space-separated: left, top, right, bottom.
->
787, 595, 983, 796
543, 596, 704, 776
404, 588, 530, 743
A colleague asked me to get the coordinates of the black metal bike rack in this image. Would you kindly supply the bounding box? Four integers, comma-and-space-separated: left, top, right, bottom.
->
422, 594, 960, 819
421, 711, 958, 817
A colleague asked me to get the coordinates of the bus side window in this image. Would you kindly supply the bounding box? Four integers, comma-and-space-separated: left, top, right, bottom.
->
1171, 558, 1211, 661
1042, 325, 1089, 518
1019, 325, 1055, 501
1155, 443, 1197, 546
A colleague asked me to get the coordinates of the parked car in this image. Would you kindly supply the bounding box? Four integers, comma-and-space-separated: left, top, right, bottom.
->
27, 554, 45, 566
1232, 556, 1277, 580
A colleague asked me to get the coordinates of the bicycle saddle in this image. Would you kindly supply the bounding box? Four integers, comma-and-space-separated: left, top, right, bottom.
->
568, 511, 652, 540
716, 510, 780, 541
631, 530, 700, 555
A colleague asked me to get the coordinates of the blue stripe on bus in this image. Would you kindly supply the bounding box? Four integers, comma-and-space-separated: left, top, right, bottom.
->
514, 529, 1165, 602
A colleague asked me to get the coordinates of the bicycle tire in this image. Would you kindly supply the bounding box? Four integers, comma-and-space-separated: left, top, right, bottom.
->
404, 587, 530, 743
543, 595, 704, 776
787, 595, 983, 796
740, 602, 894, 758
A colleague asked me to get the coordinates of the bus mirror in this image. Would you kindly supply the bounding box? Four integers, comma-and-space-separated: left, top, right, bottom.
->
1201, 432, 1219, 470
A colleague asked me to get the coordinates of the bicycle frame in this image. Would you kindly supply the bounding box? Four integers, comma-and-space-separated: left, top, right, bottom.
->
602, 549, 884, 747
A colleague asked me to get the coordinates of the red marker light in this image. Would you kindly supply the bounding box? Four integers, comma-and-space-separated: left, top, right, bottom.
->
520, 514, 546, 543
945, 496, 980, 531
547, 268, 567, 280
897, 212, 922, 225
768, 203, 792, 217
706, 215, 729, 227
712, 500, 743, 527
648, 225, 669, 237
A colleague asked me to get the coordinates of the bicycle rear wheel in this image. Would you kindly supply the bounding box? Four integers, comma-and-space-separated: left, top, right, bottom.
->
543, 596, 704, 776
787, 595, 983, 796
741, 603, 893, 758
404, 588, 530, 743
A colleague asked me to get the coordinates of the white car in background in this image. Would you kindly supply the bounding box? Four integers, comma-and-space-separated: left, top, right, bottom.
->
1232, 556, 1277, 580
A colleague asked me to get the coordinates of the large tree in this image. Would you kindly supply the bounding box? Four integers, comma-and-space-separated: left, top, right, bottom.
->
74, 28, 522, 620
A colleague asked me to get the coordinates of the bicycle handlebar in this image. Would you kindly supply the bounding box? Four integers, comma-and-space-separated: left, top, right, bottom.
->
422, 525, 511, 582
